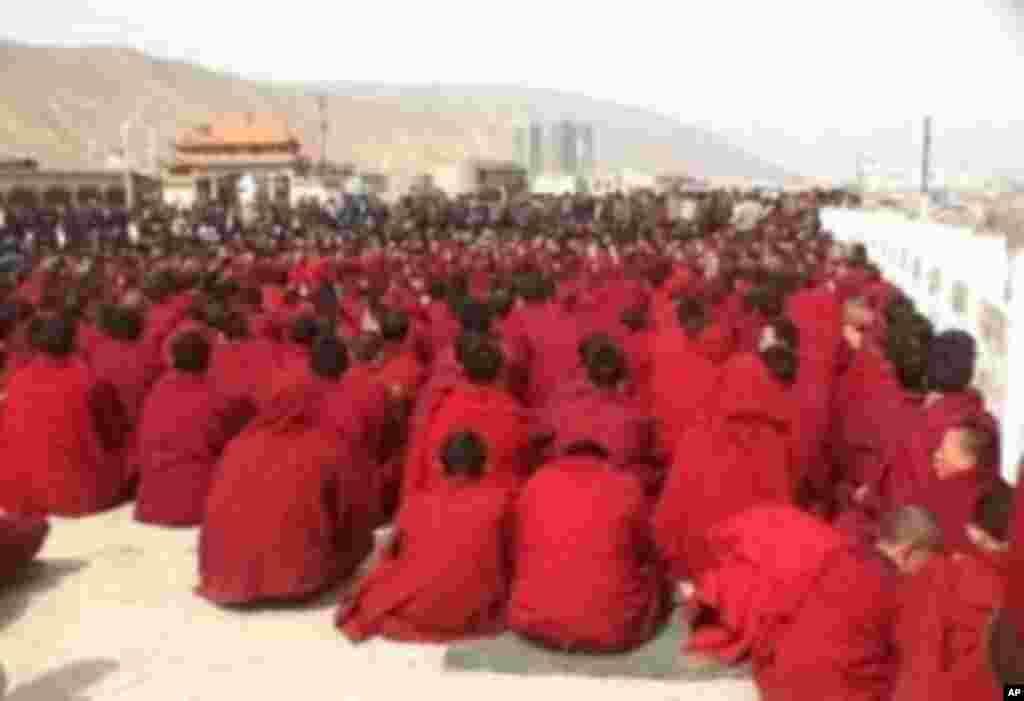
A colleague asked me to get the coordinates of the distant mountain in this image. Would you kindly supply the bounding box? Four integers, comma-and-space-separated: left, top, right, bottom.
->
0, 40, 790, 179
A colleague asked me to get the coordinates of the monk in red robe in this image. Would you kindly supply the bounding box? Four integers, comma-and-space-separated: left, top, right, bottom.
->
647, 296, 730, 456
198, 384, 376, 606
135, 331, 251, 527
208, 311, 278, 407
508, 440, 670, 652
653, 344, 799, 581
338, 431, 515, 643
0, 316, 124, 516
0, 512, 49, 582
374, 308, 426, 401
87, 304, 162, 487
401, 337, 535, 505
686, 505, 940, 700
891, 483, 1012, 701
310, 335, 401, 526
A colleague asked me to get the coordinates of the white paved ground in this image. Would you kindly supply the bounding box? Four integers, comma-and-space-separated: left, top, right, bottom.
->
0, 506, 759, 700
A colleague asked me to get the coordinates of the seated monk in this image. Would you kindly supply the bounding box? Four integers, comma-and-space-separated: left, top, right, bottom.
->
208, 311, 278, 407
0, 512, 49, 582
892, 482, 1013, 701
310, 336, 401, 526
265, 314, 324, 400
401, 336, 535, 505
337, 431, 515, 643
135, 332, 252, 527
507, 440, 671, 653
686, 505, 940, 701
539, 338, 661, 498
0, 315, 125, 516
88, 304, 162, 486
648, 296, 730, 457
653, 342, 800, 581
374, 308, 426, 402
197, 384, 376, 606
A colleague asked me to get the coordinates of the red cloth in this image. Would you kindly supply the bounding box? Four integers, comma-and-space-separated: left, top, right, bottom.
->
374, 347, 426, 401
891, 551, 1003, 701
198, 386, 376, 605
0, 513, 49, 582
338, 481, 515, 643
1006, 478, 1024, 643
753, 544, 897, 701
505, 301, 582, 407
648, 324, 729, 456
688, 506, 848, 663
134, 371, 246, 526
653, 353, 799, 580
401, 383, 532, 505
209, 336, 278, 405
508, 455, 670, 652
0, 356, 123, 516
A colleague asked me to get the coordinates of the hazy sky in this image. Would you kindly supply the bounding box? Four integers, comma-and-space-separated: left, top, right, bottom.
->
4, 0, 1022, 177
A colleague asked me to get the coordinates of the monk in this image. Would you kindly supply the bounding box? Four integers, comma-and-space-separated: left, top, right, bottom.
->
647, 296, 730, 456
507, 439, 670, 652
891, 482, 1012, 701
208, 311, 278, 406
905, 420, 999, 550
338, 431, 515, 643
653, 343, 799, 581
401, 337, 535, 505
374, 308, 426, 401
686, 505, 940, 700
0, 512, 49, 582
135, 331, 251, 527
0, 315, 124, 516
310, 335, 399, 526
538, 338, 661, 497
198, 384, 376, 606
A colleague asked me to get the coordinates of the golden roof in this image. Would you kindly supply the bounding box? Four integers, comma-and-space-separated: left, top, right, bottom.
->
175, 113, 300, 149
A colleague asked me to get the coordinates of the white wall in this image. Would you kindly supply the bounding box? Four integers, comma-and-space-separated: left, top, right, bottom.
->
822, 208, 1021, 482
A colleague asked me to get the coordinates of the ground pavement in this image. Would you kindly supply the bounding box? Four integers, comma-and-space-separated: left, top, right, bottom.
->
0, 505, 759, 700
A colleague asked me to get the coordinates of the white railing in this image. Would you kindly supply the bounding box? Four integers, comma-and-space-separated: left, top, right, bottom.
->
821, 207, 1021, 483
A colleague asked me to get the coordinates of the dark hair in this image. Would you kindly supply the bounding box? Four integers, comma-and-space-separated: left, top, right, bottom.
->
460, 337, 504, 384
578, 332, 615, 365
221, 311, 249, 340
989, 610, 1024, 685
620, 304, 648, 332
428, 278, 448, 301
760, 345, 798, 386
676, 296, 708, 338
884, 313, 933, 392
378, 309, 410, 343
310, 334, 349, 380
458, 299, 492, 334
100, 304, 144, 342
488, 288, 515, 319
352, 332, 384, 363
586, 341, 627, 388
744, 286, 784, 319
171, 331, 211, 374
974, 479, 1014, 542
441, 431, 487, 479
31, 315, 77, 357
564, 440, 611, 460
765, 317, 800, 352
290, 315, 322, 347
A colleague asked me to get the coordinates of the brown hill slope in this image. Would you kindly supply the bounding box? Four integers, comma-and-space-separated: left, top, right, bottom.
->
0, 40, 788, 179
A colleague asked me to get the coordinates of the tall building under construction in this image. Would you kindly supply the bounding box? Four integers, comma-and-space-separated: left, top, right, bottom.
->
515, 121, 595, 177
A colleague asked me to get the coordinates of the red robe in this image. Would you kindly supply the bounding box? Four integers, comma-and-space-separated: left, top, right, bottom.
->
648, 323, 730, 456
0, 356, 123, 516
505, 301, 582, 408
198, 388, 376, 605
653, 353, 799, 580
401, 382, 533, 505
688, 506, 850, 664
753, 540, 897, 701
338, 481, 514, 643
508, 455, 669, 652
891, 550, 1003, 701
134, 371, 245, 527
0, 513, 49, 582
209, 336, 279, 406
374, 346, 426, 401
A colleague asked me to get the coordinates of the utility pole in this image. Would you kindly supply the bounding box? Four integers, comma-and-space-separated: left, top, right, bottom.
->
921, 116, 932, 196
317, 95, 329, 174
